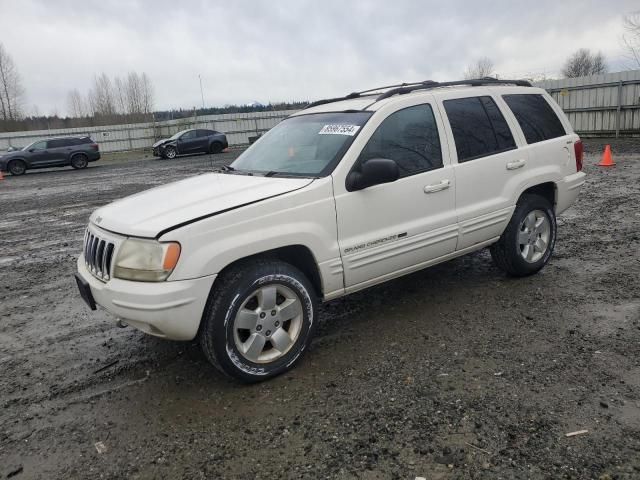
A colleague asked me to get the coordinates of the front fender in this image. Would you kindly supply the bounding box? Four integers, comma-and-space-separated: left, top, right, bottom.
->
160, 178, 344, 297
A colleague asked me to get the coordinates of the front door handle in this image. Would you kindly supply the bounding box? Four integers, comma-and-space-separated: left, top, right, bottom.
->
424, 179, 451, 194
506, 159, 526, 170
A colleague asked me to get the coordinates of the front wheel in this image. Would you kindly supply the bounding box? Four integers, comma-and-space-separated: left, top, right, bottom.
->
163, 146, 177, 159
200, 260, 317, 382
8, 160, 26, 176
490, 194, 556, 277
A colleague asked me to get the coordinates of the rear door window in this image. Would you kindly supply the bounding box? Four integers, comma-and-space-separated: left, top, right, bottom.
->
502, 94, 566, 144
443, 96, 516, 163
47, 139, 71, 148
358, 103, 443, 177
196, 130, 212, 137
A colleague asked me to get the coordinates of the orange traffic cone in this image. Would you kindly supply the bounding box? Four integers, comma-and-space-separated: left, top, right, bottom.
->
598, 145, 615, 167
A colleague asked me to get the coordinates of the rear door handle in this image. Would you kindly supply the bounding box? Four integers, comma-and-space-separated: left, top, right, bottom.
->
506, 159, 526, 170
424, 179, 451, 194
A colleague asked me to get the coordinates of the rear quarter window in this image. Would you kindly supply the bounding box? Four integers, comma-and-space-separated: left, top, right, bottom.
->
502, 94, 566, 144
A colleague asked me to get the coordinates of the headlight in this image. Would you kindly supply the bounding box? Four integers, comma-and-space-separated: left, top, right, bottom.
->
113, 238, 181, 282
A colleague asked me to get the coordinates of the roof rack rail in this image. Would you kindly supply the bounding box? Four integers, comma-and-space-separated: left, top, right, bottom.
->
375, 78, 532, 101
303, 80, 436, 109
304, 78, 532, 110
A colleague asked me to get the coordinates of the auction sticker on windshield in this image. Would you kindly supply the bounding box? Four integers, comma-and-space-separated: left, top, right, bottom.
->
318, 124, 360, 136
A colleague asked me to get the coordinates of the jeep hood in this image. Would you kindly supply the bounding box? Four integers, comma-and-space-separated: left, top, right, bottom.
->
91, 173, 314, 238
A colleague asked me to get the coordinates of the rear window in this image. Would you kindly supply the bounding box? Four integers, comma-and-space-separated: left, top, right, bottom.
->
48, 139, 73, 148
443, 96, 516, 162
502, 94, 566, 144
75, 137, 93, 145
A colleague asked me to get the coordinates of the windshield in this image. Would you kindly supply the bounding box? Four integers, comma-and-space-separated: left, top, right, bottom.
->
231, 112, 372, 176
22, 141, 37, 151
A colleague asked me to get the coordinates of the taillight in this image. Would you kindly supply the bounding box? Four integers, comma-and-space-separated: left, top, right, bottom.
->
574, 139, 583, 172
90, 143, 99, 151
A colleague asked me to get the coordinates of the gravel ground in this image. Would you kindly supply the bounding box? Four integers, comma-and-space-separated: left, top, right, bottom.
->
0, 140, 639, 479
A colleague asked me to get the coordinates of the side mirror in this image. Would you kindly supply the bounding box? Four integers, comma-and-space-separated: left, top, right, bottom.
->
28, 149, 35, 152
346, 158, 400, 191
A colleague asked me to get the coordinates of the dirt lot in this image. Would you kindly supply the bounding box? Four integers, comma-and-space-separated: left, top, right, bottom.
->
1, 141, 639, 479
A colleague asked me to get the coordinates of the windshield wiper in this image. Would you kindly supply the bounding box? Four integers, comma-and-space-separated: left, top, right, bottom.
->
219, 165, 254, 176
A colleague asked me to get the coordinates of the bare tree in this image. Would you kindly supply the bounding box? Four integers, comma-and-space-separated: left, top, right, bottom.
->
562, 49, 607, 78
89, 73, 117, 117
125, 71, 142, 117
0, 42, 25, 121
140, 72, 154, 118
463, 57, 495, 79
66, 88, 86, 118
623, 11, 640, 67
113, 76, 128, 115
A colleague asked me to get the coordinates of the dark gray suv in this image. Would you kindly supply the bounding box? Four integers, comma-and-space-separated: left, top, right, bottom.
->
0, 136, 100, 176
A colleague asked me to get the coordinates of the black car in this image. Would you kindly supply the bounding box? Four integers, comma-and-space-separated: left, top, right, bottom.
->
0, 136, 100, 176
152, 129, 228, 159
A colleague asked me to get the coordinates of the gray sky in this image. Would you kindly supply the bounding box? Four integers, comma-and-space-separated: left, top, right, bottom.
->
1, 0, 637, 116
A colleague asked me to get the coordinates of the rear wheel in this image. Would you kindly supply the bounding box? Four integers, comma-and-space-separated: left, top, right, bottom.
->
8, 159, 26, 176
209, 142, 223, 154
71, 154, 88, 169
490, 194, 556, 277
163, 146, 177, 159
200, 260, 317, 383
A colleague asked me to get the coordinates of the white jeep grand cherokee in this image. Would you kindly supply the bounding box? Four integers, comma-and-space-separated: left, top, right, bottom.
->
76, 79, 586, 382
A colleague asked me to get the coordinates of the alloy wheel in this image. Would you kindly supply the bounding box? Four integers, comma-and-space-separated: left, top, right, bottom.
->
518, 209, 551, 263
232, 284, 303, 364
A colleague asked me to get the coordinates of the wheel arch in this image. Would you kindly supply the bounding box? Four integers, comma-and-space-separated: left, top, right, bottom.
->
517, 181, 557, 210
6, 156, 28, 165
70, 151, 89, 160
6, 157, 29, 171
213, 244, 324, 298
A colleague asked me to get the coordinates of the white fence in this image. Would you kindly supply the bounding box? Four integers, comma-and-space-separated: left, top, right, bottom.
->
0, 110, 298, 153
535, 70, 640, 137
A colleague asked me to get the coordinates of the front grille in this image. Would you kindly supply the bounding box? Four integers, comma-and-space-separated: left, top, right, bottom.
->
83, 229, 115, 281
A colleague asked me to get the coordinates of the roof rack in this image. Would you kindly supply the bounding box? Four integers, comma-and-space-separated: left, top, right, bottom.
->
303, 80, 434, 109
304, 78, 532, 110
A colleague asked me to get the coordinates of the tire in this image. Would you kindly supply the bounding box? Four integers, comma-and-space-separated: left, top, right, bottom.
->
200, 260, 318, 383
7, 159, 26, 176
163, 146, 177, 159
209, 142, 223, 154
70, 154, 88, 169
490, 194, 557, 277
